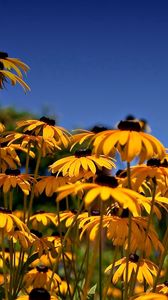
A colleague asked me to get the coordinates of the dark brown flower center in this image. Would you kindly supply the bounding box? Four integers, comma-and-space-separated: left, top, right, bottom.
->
121, 208, 129, 218
147, 158, 161, 167
0, 62, 4, 70
91, 125, 109, 133
118, 121, 141, 132
0, 52, 8, 59
75, 149, 92, 158
5, 169, 21, 176
30, 229, 43, 238
95, 175, 118, 188
129, 253, 139, 263
36, 265, 48, 273
91, 210, 100, 216
29, 288, 50, 300
39, 116, 55, 126
0, 207, 12, 214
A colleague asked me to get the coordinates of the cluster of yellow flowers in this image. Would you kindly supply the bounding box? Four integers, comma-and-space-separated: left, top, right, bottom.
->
0, 52, 167, 300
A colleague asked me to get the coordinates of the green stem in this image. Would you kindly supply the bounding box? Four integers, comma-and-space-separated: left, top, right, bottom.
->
153, 234, 168, 291
99, 202, 103, 300
102, 246, 119, 300
27, 141, 43, 222
56, 202, 73, 300
48, 201, 84, 290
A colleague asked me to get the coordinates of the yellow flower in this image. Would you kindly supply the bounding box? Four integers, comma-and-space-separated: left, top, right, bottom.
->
70, 125, 109, 149
0, 207, 28, 233
16, 117, 71, 146
49, 149, 115, 178
56, 175, 154, 217
93, 120, 165, 163
0, 51, 30, 92
31, 252, 58, 268
57, 210, 88, 227
78, 211, 163, 255
6, 132, 61, 157
35, 175, 69, 197
0, 143, 35, 172
23, 265, 61, 290
131, 293, 168, 300
0, 169, 34, 195
122, 158, 168, 192
30, 230, 54, 257
29, 211, 57, 228
105, 254, 158, 286
10, 228, 33, 249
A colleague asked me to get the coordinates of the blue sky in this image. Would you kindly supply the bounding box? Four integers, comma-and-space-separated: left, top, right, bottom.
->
1, 0, 168, 145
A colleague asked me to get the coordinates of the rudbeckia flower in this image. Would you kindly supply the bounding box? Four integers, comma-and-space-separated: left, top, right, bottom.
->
47, 235, 72, 261
0, 169, 34, 195
23, 265, 61, 290
78, 212, 163, 256
10, 228, 33, 249
30, 230, 54, 257
56, 175, 155, 217
16, 117, 71, 146
0, 51, 30, 92
0, 207, 28, 233
131, 293, 168, 300
31, 252, 58, 268
92, 120, 165, 163
35, 174, 70, 197
57, 210, 88, 227
105, 254, 158, 286
0, 143, 35, 172
29, 211, 57, 228
6, 132, 61, 157
122, 158, 168, 192
49, 149, 115, 178
70, 125, 109, 149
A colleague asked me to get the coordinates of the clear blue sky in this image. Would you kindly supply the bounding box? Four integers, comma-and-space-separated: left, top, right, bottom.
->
1, 0, 168, 146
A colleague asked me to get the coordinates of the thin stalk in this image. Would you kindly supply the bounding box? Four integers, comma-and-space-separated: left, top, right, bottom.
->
2, 232, 8, 300
9, 190, 13, 211
153, 234, 168, 291
27, 141, 43, 222
99, 202, 103, 300
82, 238, 99, 300
56, 202, 73, 300
71, 244, 89, 299
48, 201, 84, 289
102, 246, 119, 300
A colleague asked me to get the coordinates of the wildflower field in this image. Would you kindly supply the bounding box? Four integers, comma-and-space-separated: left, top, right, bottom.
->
0, 51, 168, 300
